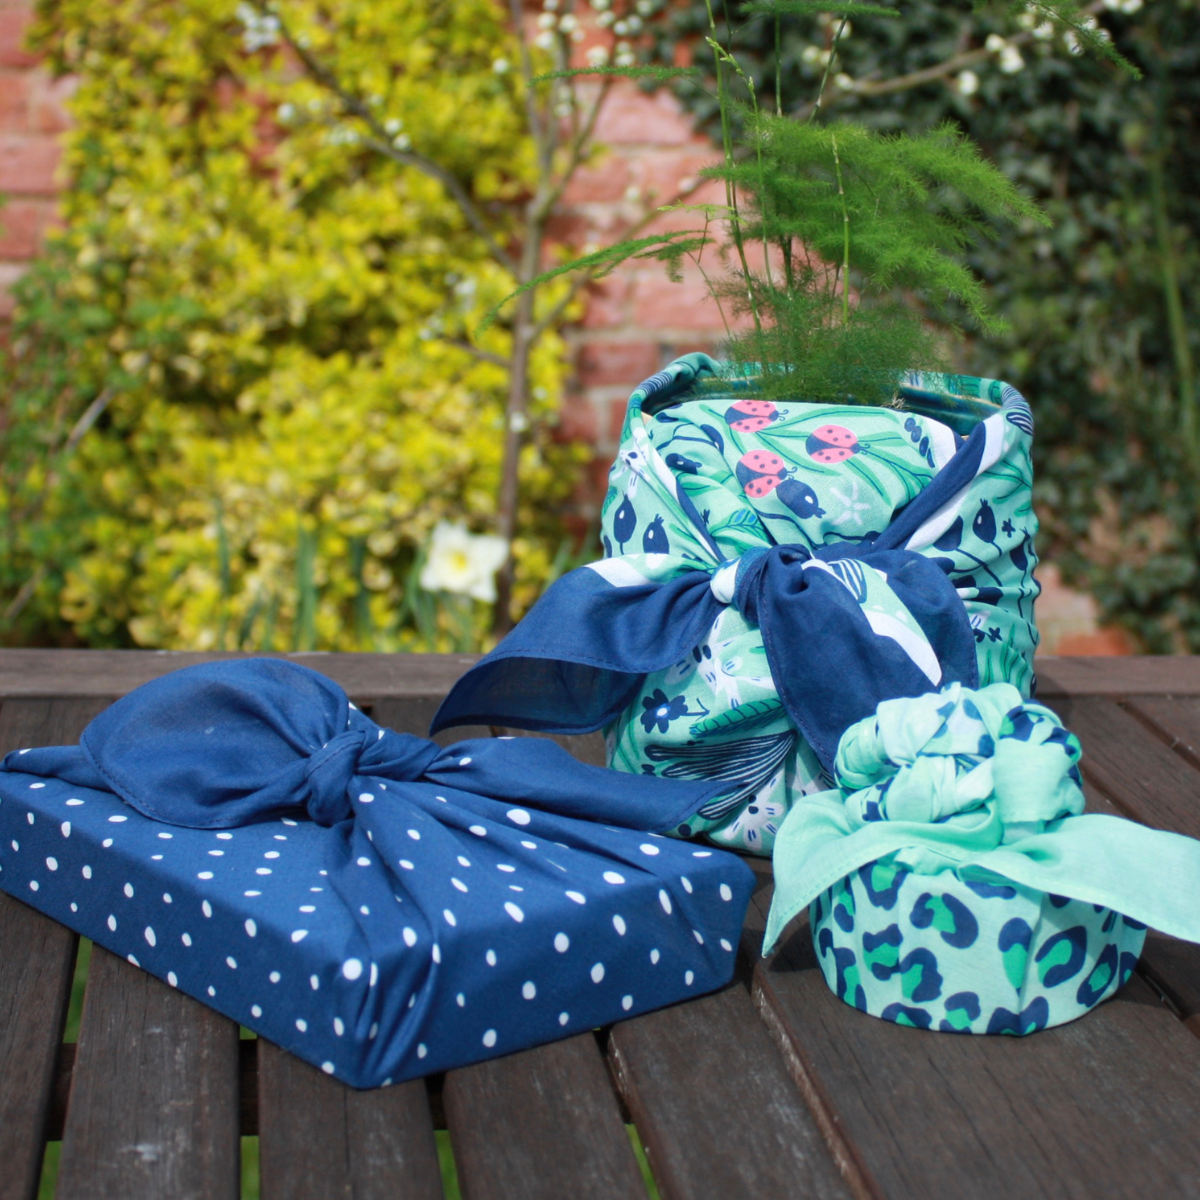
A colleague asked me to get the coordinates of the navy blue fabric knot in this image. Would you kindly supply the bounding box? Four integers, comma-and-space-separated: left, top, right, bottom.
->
302, 728, 440, 826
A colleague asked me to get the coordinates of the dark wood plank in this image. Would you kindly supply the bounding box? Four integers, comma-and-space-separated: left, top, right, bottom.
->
0, 893, 77, 1200
609, 982, 857, 1200
0, 650, 477, 701
257, 1039, 444, 1200
1035, 655, 1200, 698
1124, 695, 1200, 773
55, 946, 240, 1200
0, 694, 114, 753
443, 1032, 647, 1200
1046, 696, 1200, 836
755, 916, 1200, 1200
0, 694, 112, 1200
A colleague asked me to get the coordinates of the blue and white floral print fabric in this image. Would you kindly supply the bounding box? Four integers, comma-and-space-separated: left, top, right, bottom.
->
0, 659, 754, 1088
767, 683, 1200, 1034
434, 352, 1038, 854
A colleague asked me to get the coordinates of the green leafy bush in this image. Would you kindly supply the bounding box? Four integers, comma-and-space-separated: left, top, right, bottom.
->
0, 0, 584, 650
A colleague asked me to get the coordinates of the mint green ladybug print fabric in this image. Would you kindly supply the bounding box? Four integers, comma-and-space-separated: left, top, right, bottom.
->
600, 353, 1040, 855
766, 682, 1200, 1034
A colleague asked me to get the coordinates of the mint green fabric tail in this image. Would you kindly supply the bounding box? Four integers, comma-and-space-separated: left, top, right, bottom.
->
767, 805, 1200, 953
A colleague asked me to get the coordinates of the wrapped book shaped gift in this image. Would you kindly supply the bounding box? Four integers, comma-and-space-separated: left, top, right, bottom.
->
434, 354, 1200, 1035
0, 658, 755, 1088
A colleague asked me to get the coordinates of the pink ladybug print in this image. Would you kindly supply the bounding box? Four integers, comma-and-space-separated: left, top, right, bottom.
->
725, 399, 782, 433
806, 424, 861, 464
735, 449, 790, 497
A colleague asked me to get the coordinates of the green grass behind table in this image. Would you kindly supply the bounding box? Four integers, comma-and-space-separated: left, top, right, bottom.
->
44, 938, 663, 1198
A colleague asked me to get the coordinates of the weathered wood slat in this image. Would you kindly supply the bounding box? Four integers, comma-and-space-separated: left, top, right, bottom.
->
256, 1039, 444, 1200
55, 945, 240, 1200
0, 894, 77, 1200
0, 649, 477, 701
1124, 695, 1200, 772
609, 981, 855, 1200
443, 1032, 648, 1200
755, 917, 1200, 1200
0, 695, 112, 1200
1035, 656, 1200, 698
0, 694, 114, 753
1047, 696, 1200, 835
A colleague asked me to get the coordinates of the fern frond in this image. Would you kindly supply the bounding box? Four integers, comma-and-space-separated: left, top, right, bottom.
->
739, 0, 898, 19
531, 66, 703, 86
475, 231, 710, 334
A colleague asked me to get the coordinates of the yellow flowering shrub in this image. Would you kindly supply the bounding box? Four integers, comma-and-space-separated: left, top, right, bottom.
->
0, 0, 584, 650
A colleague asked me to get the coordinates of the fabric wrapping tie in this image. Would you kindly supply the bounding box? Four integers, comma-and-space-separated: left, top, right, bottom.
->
766, 682, 1200, 1034
432, 530, 983, 775
0, 658, 755, 1087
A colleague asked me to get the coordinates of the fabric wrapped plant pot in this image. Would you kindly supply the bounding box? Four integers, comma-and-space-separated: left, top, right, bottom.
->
435, 351, 1041, 855
763, 683, 1200, 1035
598, 355, 1039, 854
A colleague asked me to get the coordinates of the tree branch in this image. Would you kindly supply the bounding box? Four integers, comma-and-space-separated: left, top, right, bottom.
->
262, 3, 520, 277
530, 174, 708, 343
436, 336, 509, 369
798, 0, 1108, 115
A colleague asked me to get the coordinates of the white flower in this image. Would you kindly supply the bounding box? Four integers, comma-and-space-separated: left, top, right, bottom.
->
492, 58, 511, 73
613, 18, 629, 34
587, 44, 610, 66
626, 14, 643, 33
419, 523, 508, 603
277, 102, 296, 122
956, 69, 980, 96
1032, 21, 1055, 39
591, 0, 612, 10
558, 13, 578, 32
985, 33, 1008, 53
596, 10, 616, 27
537, 12, 557, 29
834, 72, 855, 91
636, 0, 657, 14
535, 29, 556, 48
999, 45, 1025, 73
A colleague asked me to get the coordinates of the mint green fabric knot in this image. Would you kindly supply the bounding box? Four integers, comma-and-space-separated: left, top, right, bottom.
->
765, 682, 1200, 957
837, 682, 1083, 833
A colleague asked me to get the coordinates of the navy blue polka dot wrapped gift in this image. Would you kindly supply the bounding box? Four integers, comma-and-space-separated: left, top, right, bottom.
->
0, 658, 754, 1088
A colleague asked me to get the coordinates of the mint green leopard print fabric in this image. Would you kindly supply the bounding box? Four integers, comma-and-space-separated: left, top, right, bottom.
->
772, 683, 1152, 1034
599, 353, 1040, 855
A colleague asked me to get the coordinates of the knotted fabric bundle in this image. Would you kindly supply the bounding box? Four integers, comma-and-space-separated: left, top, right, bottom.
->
434, 353, 1038, 853
767, 683, 1200, 1033
0, 658, 755, 1087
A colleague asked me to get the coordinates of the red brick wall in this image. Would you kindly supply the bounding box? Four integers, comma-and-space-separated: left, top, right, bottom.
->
0, 0, 69, 315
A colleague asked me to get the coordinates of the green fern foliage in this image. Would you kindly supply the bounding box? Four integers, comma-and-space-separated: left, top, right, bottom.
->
483, 1, 1135, 403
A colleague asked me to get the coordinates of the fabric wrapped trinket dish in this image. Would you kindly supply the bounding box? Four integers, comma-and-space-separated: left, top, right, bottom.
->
0, 658, 755, 1087
764, 683, 1200, 1034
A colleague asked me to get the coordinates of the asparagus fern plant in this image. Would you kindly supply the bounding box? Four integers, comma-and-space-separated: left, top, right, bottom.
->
485, 0, 1139, 405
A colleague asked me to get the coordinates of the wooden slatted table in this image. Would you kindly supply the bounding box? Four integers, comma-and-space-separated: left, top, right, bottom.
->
3, 650, 1200, 1200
